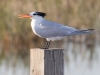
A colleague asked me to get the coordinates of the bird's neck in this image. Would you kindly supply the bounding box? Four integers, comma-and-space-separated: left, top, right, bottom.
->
31, 16, 44, 29
31, 16, 44, 23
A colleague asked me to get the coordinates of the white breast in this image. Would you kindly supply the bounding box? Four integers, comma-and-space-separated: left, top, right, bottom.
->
31, 20, 37, 35
31, 16, 44, 36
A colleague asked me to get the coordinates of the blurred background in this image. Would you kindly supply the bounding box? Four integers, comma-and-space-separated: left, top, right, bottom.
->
0, 0, 100, 75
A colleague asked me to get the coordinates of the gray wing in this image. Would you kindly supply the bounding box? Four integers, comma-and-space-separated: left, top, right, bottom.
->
38, 20, 76, 38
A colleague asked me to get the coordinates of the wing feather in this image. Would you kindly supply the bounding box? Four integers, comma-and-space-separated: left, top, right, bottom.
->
37, 20, 76, 38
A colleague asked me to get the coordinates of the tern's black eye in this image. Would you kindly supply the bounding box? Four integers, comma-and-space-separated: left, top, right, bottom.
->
33, 14, 36, 15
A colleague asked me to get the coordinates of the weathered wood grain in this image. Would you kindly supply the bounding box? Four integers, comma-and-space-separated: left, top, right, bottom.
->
30, 48, 64, 75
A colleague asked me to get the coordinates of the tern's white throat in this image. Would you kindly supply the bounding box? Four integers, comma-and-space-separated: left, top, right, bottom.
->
31, 16, 44, 23
31, 16, 44, 30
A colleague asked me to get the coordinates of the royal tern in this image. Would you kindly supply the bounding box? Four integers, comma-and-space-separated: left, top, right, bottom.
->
19, 11, 95, 49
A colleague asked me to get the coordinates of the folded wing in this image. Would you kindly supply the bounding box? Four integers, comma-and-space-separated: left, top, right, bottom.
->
38, 20, 76, 38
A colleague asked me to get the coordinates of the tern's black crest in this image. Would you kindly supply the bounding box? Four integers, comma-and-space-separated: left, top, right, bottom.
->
33, 12, 46, 17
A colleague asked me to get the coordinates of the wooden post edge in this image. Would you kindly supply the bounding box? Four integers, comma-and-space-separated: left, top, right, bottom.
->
30, 48, 64, 75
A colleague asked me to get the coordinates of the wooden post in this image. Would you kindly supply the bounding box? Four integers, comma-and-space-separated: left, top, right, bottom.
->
30, 48, 64, 75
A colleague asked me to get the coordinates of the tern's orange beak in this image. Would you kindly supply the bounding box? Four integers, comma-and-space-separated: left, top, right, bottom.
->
18, 14, 32, 18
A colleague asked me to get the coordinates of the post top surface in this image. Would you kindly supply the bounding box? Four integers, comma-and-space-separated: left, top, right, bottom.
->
30, 48, 64, 50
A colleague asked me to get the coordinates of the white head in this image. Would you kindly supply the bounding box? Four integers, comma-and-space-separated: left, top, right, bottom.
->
19, 11, 46, 19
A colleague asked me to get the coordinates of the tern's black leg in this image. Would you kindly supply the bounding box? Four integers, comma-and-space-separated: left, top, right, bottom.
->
46, 41, 51, 49
42, 41, 51, 49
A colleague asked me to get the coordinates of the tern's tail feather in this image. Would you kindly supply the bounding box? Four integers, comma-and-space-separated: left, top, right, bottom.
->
72, 29, 95, 35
